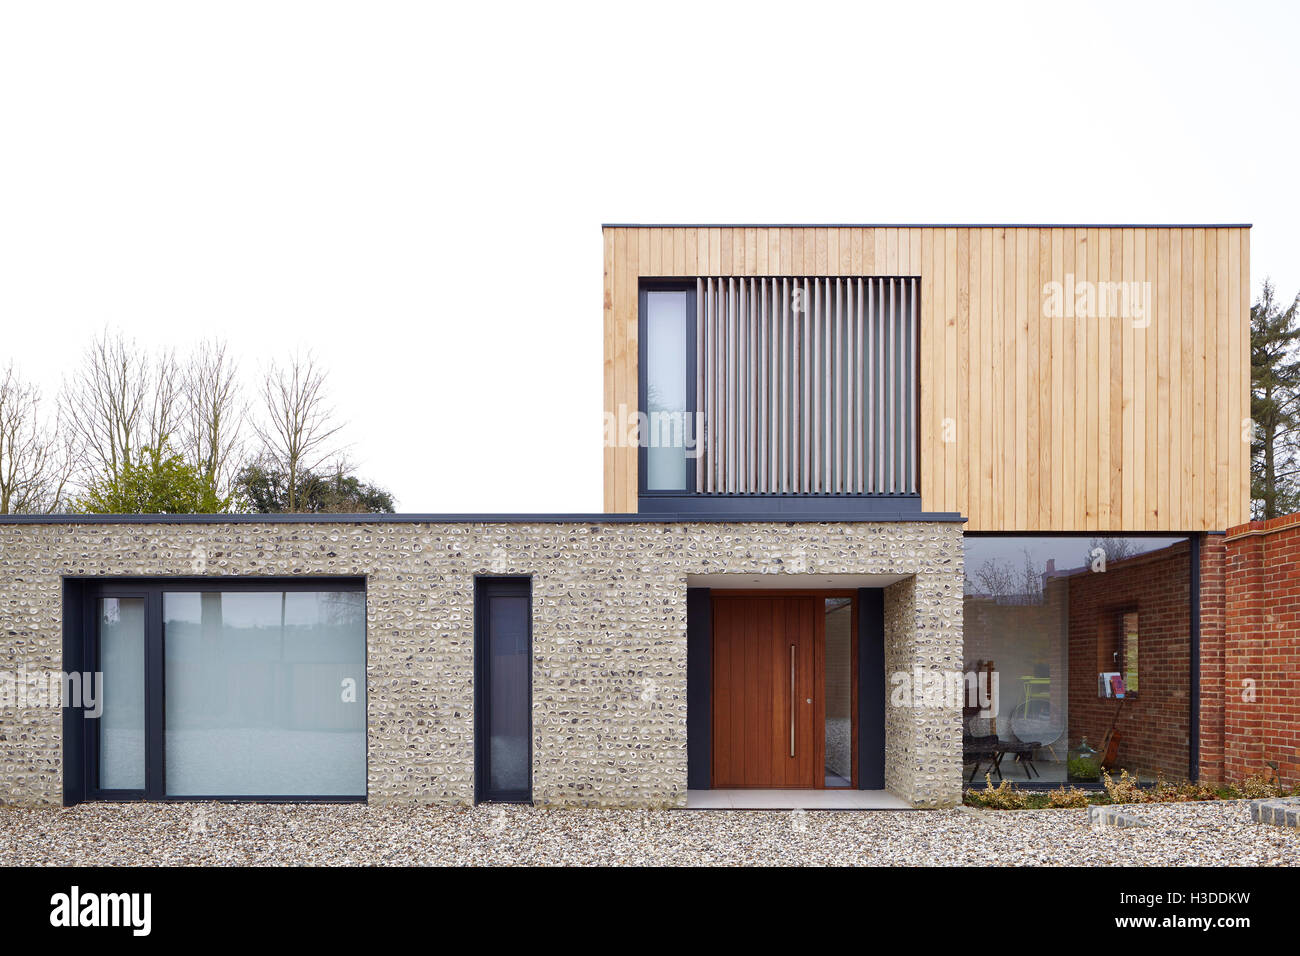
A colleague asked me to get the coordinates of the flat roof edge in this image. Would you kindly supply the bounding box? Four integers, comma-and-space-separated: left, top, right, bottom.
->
0, 511, 968, 525
601, 222, 1253, 230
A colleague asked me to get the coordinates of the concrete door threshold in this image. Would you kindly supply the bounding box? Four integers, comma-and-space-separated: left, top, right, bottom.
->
684, 789, 914, 810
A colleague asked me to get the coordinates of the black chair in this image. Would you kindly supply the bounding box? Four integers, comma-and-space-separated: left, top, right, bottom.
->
964, 732, 1005, 783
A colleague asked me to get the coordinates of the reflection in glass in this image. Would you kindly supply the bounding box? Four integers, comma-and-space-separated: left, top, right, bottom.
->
1120, 610, 1140, 696
824, 598, 853, 787
645, 290, 689, 490
962, 536, 1190, 786
486, 593, 530, 794
163, 591, 366, 796
99, 597, 145, 790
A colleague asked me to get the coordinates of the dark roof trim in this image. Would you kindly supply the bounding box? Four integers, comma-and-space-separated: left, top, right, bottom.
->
0, 511, 967, 526
602, 222, 1253, 230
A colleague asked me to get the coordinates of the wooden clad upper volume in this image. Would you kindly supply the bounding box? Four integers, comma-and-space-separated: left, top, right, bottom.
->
603, 225, 1251, 532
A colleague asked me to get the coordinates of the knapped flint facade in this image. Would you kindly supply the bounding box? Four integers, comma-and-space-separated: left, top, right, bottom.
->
0, 517, 964, 808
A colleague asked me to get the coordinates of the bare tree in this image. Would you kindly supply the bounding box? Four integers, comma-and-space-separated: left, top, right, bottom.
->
254, 352, 346, 512
60, 329, 180, 484
0, 363, 74, 513
1019, 548, 1044, 601
970, 558, 1016, 599
181, 339, 245, 498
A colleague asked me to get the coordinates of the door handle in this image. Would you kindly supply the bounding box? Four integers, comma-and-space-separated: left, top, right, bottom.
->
790, 643, 796, 758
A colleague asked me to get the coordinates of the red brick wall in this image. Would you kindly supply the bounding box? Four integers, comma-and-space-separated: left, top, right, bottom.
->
1197, 535, 1227, 785
1067, 543, 1192, 777
1220, 515, 1300, 787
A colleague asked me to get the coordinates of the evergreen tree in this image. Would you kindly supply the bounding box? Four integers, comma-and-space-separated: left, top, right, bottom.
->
233, 458, 395, 513
1250, 280, 1300, 519
74, 441, 233, 514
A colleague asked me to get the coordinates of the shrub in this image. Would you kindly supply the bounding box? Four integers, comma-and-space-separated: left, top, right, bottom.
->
964, 770, 1295, 810
1101, 769, 1149, 805
1232, 773, 1286, 800
1150, 777, 1220, 802
965, 775, 1030, 810
1046, 785, 1091, 808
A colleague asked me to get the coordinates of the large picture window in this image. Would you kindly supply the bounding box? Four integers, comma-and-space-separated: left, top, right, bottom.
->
76, 579, 366, 801
962, 536, 1194, 786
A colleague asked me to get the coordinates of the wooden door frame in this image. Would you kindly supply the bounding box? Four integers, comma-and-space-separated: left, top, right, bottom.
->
709, 590, 859, 790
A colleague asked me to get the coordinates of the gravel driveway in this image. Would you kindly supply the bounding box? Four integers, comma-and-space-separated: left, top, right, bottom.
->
1, 800, 1296, 866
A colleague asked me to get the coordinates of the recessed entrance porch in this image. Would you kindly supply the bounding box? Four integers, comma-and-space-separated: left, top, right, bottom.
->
686, 574, 921, 803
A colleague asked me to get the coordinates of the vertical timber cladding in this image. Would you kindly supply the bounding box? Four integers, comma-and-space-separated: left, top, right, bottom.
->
603, 225, 1252, 532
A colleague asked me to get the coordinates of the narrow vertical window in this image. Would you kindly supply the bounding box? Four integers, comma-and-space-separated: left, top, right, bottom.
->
98, 597, 146, 791
642, 287, 693, 491
476, 578, 532, 802
1120, 610, 1140, 696
823, 597, 854, 787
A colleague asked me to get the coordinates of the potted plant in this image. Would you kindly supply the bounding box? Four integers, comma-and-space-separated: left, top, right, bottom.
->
1068, 737, 1101, 783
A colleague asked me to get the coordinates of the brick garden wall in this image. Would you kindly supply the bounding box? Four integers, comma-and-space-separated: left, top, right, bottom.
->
1197, 535, 1227, 785
1217, 515, 1300, 787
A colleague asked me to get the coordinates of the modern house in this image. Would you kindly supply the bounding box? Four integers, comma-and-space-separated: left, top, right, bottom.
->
0, 224, 1256, 809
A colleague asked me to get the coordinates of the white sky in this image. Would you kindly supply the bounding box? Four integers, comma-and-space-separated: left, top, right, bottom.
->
2, 1, 1294, 513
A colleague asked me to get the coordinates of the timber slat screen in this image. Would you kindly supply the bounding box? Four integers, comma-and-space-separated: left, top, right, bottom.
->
695, 276, 918, 496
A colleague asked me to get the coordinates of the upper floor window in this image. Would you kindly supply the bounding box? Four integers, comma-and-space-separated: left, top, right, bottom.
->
639, 276, 919, 497
642, 286, 694, 491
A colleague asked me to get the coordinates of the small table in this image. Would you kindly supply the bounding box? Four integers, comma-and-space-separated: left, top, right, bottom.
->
999, 740, 1040, 779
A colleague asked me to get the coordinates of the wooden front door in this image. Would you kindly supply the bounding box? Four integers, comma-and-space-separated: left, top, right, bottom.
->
711, 595, 819, 788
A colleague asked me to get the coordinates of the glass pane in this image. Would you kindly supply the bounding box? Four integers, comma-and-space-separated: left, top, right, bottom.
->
962, 536, 1190, 786
645, 290, 689, 490
99, 597, 145, 790
487, 593, 530, 793
1121, 611, 1139, 696
824, 598, 853, 787
163, 591, 366, 796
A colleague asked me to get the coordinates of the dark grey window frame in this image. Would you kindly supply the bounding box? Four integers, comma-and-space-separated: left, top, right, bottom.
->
638, 280, 698, 498
474, 576, 533, 804
63, 576, 367, 805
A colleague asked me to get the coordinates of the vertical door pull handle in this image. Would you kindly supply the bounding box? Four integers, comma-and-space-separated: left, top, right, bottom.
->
789, 643, 796, 757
